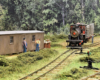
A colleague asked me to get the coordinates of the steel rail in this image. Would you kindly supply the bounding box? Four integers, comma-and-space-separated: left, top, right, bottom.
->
19, 42, 100, 80
19, 49, 71, 80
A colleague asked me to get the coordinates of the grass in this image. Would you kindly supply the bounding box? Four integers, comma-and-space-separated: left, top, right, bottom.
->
0, 49, 58, 79
1, 34, 100, 80
54, 46, 100, 80
0, 34, 68, 80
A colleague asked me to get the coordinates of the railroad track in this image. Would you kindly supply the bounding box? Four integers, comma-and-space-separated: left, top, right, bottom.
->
19, 49, 75, 80
83, 42, 100, 48
19, 42, 100, 80
81, 71, 100, 80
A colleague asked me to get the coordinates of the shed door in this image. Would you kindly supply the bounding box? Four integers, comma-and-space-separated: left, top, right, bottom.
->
25, 34, 33, 51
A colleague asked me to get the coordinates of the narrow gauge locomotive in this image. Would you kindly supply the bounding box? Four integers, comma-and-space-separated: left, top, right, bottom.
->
66, 23, 94, 49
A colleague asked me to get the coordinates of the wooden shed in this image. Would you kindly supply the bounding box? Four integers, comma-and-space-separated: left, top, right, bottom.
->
0, 30, 44, 55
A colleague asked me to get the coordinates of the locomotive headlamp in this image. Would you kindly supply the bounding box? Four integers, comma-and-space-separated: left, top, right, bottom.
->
73, 32, 76, 35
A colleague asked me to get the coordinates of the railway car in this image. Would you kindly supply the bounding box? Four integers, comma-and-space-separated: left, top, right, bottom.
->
66, 23, 94, 49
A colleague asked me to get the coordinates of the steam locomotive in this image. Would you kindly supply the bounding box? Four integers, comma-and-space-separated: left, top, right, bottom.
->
66, 23, 94, 49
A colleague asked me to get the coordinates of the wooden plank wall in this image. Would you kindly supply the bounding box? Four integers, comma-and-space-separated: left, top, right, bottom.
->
0, 33, 44, 55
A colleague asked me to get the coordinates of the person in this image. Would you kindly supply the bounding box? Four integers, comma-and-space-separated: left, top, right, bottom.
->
92, 34, 94, 43
87, 51, 91, 56
35, 39, 40, 51
23, 38, 27, 52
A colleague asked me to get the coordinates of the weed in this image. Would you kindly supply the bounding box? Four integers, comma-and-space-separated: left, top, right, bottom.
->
80, 47, 100, 62
0, 49, 57, 78
55, 68, 87, 80
51, 44, 63, 47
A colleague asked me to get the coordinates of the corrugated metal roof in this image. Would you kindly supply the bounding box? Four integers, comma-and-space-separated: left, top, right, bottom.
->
0, 30, 44, 35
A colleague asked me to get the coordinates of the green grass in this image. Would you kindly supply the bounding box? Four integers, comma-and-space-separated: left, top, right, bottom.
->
44, 33, 68, 42
1, 48, 67, 80
1, 35, 100, 80
80, 47, 100, 62
53, 36, 100, 80
0, 49, 58, 80
0, 34, 68, 80
54, 46, 100, 80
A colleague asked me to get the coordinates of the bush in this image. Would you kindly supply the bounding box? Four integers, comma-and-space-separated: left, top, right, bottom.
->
57, 34, 68, 39
80, 57, 94, 62
50, 36, 58, 42
80, 47, 100, 62
0, 57, 10, 66
44, 35, 50, 40
51, 43, 63, 47
38, 49, 57, 58
8, 65, 22, 72
55, 68, 87, 80
17, 55, 36, 64
0, 66, 10, 77
0, 49, 57, 78
94, 33, 99, 36
71, 68, 79, 74
44, 33, 68, 42
17, 49, 57, 64
9, 59, 24, 67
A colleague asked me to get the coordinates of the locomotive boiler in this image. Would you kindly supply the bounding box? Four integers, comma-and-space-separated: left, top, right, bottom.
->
66, 23, 94, 49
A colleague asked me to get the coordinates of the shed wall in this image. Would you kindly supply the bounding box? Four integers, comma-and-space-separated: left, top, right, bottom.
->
0, 33, 44, 55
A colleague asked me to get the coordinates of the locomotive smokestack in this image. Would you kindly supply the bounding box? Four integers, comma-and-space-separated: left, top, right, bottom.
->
73, 21, 76, 24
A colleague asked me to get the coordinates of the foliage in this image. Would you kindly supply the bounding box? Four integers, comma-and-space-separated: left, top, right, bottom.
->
55, 68, 87, 80
56, 34, 68, 39
44, 33, 68, 42
0, 56, 10, 66
0, 49, 57, 78
0, 0, 100, 33
80, 47, 100, 62
51, 43, 63, 47
80, 57, 94, 62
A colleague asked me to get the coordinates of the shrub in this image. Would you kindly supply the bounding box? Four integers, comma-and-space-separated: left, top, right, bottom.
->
71, 68, 79, 74
0, 57, 10, 66
44, 35, 50, 40
38, 49, 57, 58
55, 68, 87, 80
0, 49, 57, 78
94, 33, 99, 36
50, 36, 58, 42
0, 66, 10, 77
57, 34, 68, 39
80, 47, 100, 62
79, 57, 94, 62
36, 55, 43, 60
17, 49, 57, 64
44, 33, 68, 42
8, 65, 22, 72
51, 44, 63, 47
9, 59, 24, 67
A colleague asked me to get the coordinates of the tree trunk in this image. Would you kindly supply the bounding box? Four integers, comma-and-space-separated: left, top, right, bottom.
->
81, 0, 84, 22
62, 7, 65, 26
97, 0, 99, 7
66, 1, 68, 22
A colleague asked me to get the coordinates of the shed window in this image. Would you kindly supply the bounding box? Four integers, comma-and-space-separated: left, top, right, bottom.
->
32, 35, 35, 41
10, 36, 14, 43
